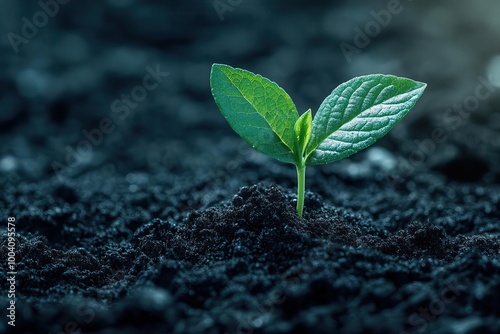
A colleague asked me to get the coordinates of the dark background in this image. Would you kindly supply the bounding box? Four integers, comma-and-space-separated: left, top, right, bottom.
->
1, 0, 500, 185
1, 1, 500, 333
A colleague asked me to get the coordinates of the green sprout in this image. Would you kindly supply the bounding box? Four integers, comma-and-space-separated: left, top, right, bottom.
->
210, 64, 426, 217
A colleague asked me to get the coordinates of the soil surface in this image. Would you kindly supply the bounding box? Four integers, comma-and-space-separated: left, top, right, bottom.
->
1, 1, 500, 333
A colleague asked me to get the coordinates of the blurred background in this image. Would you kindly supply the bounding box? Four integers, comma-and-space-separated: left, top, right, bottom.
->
1, 0, 500, 193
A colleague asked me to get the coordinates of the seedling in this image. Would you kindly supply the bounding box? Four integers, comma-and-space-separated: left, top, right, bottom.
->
210, 64, 426, 216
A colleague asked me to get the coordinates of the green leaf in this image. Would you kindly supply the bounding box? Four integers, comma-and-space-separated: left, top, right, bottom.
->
210, 64, 298, 164
306, 74, 426, 165
294, 109, 312, 162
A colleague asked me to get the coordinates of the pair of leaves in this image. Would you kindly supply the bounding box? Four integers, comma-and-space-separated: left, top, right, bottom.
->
210, 64, 426, 166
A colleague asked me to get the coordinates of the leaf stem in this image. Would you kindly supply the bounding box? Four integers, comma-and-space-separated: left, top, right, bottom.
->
296, 163, 306, 217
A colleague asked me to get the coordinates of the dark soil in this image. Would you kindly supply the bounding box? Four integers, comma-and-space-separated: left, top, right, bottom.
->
1, 1, 500, 333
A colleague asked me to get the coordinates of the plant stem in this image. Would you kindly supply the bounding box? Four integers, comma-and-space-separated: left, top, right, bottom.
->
296, 163, 306, 217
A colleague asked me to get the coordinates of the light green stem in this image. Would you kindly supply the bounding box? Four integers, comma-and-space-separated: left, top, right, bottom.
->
296, 163, 306, 217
